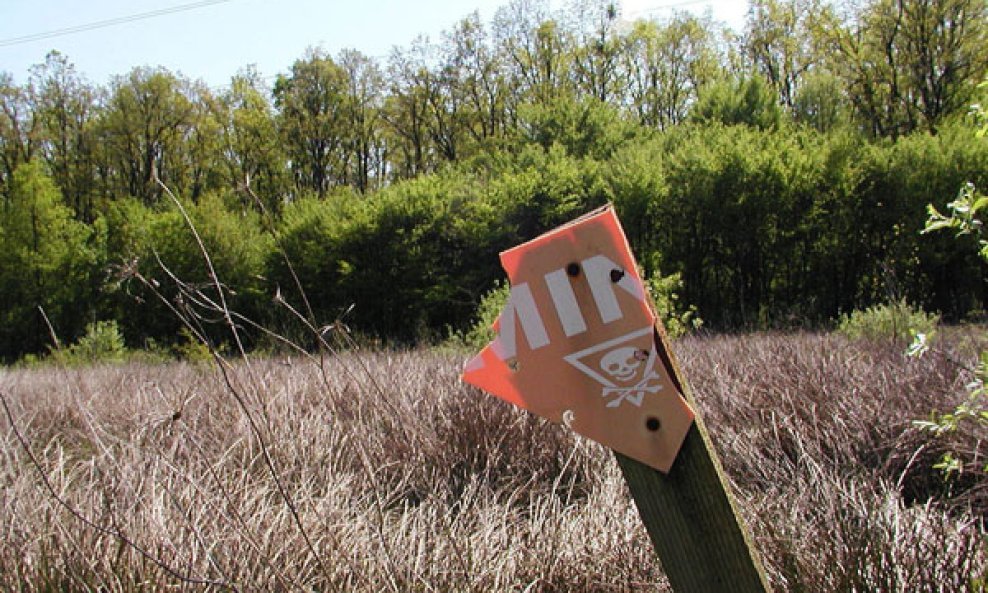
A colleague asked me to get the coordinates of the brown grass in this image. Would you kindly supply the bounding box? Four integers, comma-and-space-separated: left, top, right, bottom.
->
0, 331, 984, 592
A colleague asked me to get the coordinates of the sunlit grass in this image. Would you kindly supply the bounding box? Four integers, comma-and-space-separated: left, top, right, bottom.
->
0, 332, 983, 591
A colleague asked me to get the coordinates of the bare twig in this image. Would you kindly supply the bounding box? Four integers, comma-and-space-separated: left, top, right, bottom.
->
0, 389, 236, 591
148, 173, 350, 591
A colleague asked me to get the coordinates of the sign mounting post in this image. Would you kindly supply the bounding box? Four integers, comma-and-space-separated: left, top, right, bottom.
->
463, 205, 772, 593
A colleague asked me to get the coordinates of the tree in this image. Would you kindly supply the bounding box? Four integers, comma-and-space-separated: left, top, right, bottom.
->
383, 44, 436, 180
690, 75, 783, 130
0, 73, 37, 196
27, 51, 99, 221
621, 13, 724, 129
442, 13, 510, 151
275, 49, 351, 197
0, 160, 100, 359
339, 49, 387, 193
743, 0, 836, 109
494, 0, 574, 111
218, 68, 289, 211
182, 82, 226, 202
517, 94, 634, 159
98, 67, 198, 203
385, 37, 468, 175
423, 42, 467, 164
791, 71, 851, 132
831, 0, 988, 137
383, 36, 476, 179
568, 0, 623, 103
898, 0, 988, 130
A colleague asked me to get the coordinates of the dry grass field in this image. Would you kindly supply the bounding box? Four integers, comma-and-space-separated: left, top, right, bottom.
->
1, 331, 985, 592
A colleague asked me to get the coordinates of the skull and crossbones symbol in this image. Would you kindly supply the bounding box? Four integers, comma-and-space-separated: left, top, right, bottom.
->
598, 346, 663, 408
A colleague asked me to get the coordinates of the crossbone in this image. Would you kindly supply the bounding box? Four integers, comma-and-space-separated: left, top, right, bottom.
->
601, 372, 663, 408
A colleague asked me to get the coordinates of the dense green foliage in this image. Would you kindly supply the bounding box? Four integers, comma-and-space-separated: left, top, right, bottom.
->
0, 160, 102, 357
836, 298, 939, 344
52, 320, 128, 366
912, 76, 988, 481
1, 0, 986, 360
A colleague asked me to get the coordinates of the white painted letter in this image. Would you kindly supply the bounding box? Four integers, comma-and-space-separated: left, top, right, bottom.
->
545, 268, 587, 337
491, 283, 550, 360
582, 255, 646, 324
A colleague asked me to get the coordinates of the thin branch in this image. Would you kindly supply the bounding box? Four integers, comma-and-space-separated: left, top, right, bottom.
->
146, 174, 351, 591
0, 389, 236, 591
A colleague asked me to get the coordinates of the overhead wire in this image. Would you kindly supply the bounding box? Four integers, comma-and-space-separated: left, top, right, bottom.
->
0, 0, 237, 48
3, 0, 727, 50
622, 0, 717, 20
1, 0, 734, 89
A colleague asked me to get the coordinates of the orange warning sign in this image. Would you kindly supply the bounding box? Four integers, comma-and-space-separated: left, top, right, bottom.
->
463, 205, 694, 472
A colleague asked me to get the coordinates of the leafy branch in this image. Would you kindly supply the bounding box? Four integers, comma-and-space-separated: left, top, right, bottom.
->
912, 75, 988, 479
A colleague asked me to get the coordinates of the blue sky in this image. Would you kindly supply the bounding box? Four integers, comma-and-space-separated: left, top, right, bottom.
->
1, 0, 748, 88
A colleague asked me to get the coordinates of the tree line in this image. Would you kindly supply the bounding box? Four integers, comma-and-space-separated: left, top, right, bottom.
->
0, 0, 986, 360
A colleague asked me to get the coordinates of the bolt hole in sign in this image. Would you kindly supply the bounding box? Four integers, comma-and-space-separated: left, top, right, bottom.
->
463, 205, 694, 472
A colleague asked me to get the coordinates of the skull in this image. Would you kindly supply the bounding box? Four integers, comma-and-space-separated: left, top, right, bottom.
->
600, 346, 643, 382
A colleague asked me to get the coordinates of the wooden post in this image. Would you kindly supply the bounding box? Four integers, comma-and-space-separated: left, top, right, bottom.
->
616, 321, 772, 593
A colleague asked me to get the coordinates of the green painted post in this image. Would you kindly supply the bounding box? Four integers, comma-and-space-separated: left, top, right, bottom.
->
616, 322, 772, 593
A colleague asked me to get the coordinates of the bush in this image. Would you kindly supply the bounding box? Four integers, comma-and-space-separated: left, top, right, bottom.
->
57, 320, 127, 365
913, 88, 988, 482
448, 280, 509, 351
172, 327, 215, 363
0, 160, 102, 361
646, 270, 702, 338
837, 298, 939, 345
128, 191, 272, 348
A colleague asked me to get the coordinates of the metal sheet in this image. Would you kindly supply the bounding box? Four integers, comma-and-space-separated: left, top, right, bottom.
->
463, 206, 694, 472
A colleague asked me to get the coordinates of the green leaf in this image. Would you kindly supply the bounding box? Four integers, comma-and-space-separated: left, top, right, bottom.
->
972, 195, 988, 213
933, 453, 962, 477
912, 419, 944, 433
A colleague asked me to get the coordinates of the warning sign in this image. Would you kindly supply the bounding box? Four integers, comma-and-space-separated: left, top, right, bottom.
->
565, 327, 663, 409
462, 206, 694, 472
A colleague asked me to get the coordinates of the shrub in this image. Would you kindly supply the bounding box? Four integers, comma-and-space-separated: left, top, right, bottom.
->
172, 327, 215, 363
0, 160, 102, 361
56, 320, 127, 365
913, 87, 988, 482
837, 298, 939, 345
129, 191, 272, 348
646, 270, 702, 339
449, 280, 509, 351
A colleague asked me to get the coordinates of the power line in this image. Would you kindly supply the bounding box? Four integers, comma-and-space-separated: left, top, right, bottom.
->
0, 0, 237, 48
622, 0, 715, 20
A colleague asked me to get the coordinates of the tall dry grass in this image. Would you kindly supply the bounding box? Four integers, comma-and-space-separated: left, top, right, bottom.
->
0, 331, 984, 591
